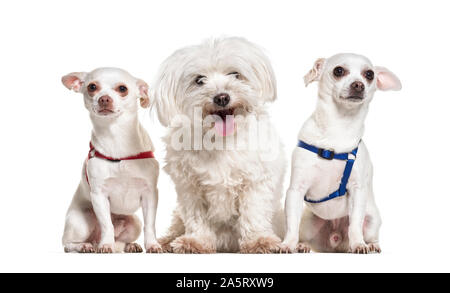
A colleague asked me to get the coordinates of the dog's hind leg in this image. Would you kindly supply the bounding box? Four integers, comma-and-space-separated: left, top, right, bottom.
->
363, 194, 382, 253
62, 189, 97, 253
113, 214, 143, 253
298, 208, 326, 252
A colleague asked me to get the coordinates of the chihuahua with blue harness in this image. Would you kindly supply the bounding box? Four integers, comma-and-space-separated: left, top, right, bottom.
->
281, 54, 401, 253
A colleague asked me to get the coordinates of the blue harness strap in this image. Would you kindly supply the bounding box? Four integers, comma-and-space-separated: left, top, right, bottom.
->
297, 140, 359, 204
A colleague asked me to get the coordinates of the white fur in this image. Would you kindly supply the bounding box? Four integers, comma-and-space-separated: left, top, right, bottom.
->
61, 68, 161, 253
152, 37, 286, 253
282, 53, 401, 253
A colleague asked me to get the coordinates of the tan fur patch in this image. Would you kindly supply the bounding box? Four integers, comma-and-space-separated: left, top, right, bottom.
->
240, 236, 281, 254
171, 236, 216, 254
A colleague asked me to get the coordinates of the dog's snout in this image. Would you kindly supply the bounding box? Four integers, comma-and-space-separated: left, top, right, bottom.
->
351, 81, 365, 92
98, 95, 113, 107
213, 93, 230, 107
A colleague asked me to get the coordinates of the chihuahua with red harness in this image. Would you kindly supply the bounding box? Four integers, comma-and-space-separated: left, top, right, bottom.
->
61, 68, 162, 253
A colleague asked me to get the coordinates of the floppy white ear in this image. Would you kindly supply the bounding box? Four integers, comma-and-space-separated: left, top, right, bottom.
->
137, 79, 150, 108
251, 45, 277, 102
61, 72, 87, 92
152, 57, 182, 127
375, 66, 402, 91
304, 58, 326, 87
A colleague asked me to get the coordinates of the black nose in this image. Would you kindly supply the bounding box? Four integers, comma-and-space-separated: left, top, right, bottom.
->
213, 93, 230, 107
351, 81, 365, 92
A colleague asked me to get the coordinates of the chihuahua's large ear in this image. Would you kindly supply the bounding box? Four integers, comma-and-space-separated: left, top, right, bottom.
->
304, 58, 326, 87
137, 79, 150, 108
61, 72, 87, 92
375, 66, 402, 91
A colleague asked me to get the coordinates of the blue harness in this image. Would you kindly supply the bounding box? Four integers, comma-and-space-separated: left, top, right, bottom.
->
297, 140, 359, 203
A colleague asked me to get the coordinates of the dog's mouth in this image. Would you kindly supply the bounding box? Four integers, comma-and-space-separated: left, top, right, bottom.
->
96, 108, 117, 116
207, 107, 237, 137
341, 95, 364, 102
210, 108, 235, 120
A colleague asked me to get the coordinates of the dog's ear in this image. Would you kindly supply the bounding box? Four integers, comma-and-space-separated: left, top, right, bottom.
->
304, 58, 326, 87
251, 47, 277, 103
374, 66, 402, 91
137, 79, 150, 108
152, 55, 182, 127
61, 72, 87, 93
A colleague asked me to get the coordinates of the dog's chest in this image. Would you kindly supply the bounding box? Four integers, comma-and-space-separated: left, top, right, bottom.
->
202, 156, 256, 221
168, 150, 260, 188
101, 177, 146, 214
306, 159, 350, 219
168, 151, 261, 223
98, 163, 149, 215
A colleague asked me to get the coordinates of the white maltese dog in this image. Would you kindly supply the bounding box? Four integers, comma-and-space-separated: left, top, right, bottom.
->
152, 37, 286, 253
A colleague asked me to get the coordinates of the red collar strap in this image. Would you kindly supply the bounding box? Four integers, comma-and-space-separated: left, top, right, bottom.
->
85, 142, 155, 187
88, 142, 154, 162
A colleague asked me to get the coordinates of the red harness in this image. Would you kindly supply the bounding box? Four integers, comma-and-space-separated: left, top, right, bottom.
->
85, 142, 155, 186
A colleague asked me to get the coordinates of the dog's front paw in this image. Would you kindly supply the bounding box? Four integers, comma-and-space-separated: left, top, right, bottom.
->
124, 243, 143, 253
240, 235, 281, 254
280, 244, 295, 254
64, 243, 96, 253
280, 240, 297, 253
367, 243, 381, 253
350, 243, 370, 254
146, 243, 163, 254
96, 243, 114, 253
171, 236, 216, 254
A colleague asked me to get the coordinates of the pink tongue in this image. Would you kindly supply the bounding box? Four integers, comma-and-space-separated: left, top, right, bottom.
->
214, 115, 235, 136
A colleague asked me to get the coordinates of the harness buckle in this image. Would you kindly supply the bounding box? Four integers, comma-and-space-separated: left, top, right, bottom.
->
318, 148, 334, 160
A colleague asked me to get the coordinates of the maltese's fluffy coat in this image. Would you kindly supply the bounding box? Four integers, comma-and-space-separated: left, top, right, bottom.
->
153, 37, 286, 253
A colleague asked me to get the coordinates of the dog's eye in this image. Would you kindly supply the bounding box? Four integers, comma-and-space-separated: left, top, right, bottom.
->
365, 70, 375, 81
228, 72, 241, 79
195, 75, 206, 86
87, 83, 97, 92
333, 66, 345, 77
115, 85, 128, 97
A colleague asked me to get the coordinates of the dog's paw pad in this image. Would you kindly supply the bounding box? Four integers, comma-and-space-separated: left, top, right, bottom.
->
124, 243, 143, 253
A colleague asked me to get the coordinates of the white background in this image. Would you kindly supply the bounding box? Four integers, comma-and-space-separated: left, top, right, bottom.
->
0, 0, 449, 273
